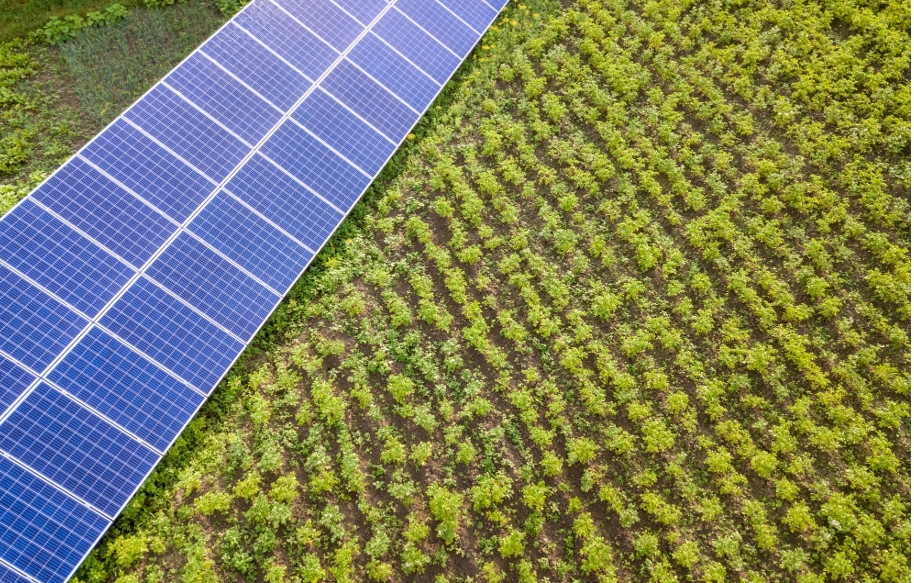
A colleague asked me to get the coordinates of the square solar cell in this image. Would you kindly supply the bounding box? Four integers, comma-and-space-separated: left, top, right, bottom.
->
0, 355, 35, 420
80, 119, 216, 223
99, 278, 243, 391
32, 158, 176, 269
371, 9, 461, 84
0, 382, 159, 517
272, 0, 363, 51
320, 60, 419, 141
0, 564, 34, 583
201, 22, 311, 112
146, 232, 277, 339
0, 265, 86, 373
261, 120, 371, 210
347, 33, 440, 112
225, 154, 340, 250
333, 0, 388, 25
47, 327, 204, 452
0, 200, 134, 317
436, 0, 497, 33
165, 52, 283, 145
188, 191, 313, 292
234, 1, 338, 81
395, 0, 478, 57
0, 456, 108, 583
292, 88, 396, 175
124, 85, 248, 182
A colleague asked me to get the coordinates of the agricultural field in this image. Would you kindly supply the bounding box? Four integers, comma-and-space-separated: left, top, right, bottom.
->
0, 0, 910, 582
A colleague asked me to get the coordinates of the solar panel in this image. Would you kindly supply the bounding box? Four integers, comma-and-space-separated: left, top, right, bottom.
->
0, 0, 507, 580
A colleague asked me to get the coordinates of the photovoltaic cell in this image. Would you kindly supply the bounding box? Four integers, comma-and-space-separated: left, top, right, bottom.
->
146, 232, 277, 339
165, 52, 284, 145
334, 0, 388, 25
395, 0, 478, 56
203, 23, 312, 112
273, 0, 364, 51
346, 32, 440, 111
371, 9, 461, 84
80, 119, 216, 223
262, 120, 371, 210
32, 158, 176, 269
0, 200, 133, 317
0, 0, 504, 579
47, 327, 204, 452
234, 1, 338, 81
226, 154, 340, 250
189, 191, 313, 292
124, 85, 249, 182
0, 456, 108, 583
99, 277, 244, 390
0, 383, 158, 517
321, 60, 419, 140
0, 266, 86, 373
292, 88, 396, 175
437, 0, 496, 33
0, 356, 34, 420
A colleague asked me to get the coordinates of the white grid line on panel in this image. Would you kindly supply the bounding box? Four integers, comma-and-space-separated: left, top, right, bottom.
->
257, 153, 346, 215
341, 56, 421, 115
226, 22, 317, 85
220, 188, 317, 254
161, 82, 255, 149
286, 117, 373, 178
367, 30, 443, 87
0, 557, 41, 583
266, 0, 340, 55
314, 86, 397, 145
0, 450, 112, 520
197, 49, 287, 114
479, 0, 499, 11
181, 230, 283, 297
392, 6, 462, 59
140, 276, 247, 344
119, 117, 220, 186
434, 0, 482, 34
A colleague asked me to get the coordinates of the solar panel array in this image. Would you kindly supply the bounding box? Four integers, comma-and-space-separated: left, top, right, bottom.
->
0, 0, 505, 580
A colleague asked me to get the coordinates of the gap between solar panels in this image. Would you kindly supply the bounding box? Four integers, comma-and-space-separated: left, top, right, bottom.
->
0, 0, 506, 581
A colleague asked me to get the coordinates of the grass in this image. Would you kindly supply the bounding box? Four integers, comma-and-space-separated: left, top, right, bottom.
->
60, 2, 226, 125
0, 0, 144, 44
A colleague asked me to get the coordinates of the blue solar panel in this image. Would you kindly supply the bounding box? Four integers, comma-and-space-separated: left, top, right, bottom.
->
437, 0, 496, 33
146, 232, 277, 339
395, 0, 478, 56
0, 356, 34, 418
335, 0, 388, 25
226, 154, 340, 250
0, 266, 86, 372
32, 158, 176, 269
0, 456, 108, 583
201, 23, 312, 112
292, 88, 396, 175
0, 382, 158, 516
347, 32, 440, 111
234, 1, 339, 80
47, 327, 204, 452
273, 0, 364, 51
165, 52, 284, 145
321, 59, 419, 140
372, 10, 461, 84
124, 85, 248, 181
189, 191, 313, 292
0, 0, 504, 579
99, 277, 244, 390
81, 119, 216, 223
0, 200, 133, 317
262, 119, 372, 209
